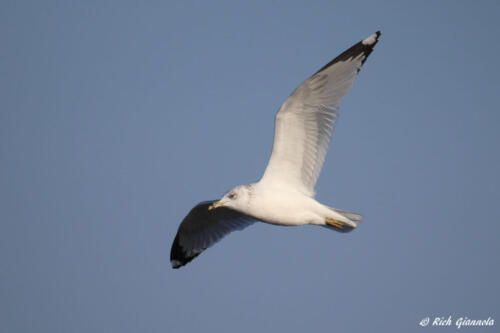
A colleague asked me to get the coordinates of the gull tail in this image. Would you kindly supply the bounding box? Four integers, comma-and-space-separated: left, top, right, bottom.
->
324, 208, 363, 233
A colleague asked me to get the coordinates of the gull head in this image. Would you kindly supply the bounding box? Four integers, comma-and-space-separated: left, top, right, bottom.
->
208, 184, 253, 211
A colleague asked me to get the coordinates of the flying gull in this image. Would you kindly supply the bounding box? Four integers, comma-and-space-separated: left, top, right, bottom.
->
171, 31, 381, 268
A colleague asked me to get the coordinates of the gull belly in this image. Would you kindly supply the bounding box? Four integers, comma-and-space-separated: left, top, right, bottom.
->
246, 185, 346, 227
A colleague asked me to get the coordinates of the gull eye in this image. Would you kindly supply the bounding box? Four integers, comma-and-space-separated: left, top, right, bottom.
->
228, 192, 237, 200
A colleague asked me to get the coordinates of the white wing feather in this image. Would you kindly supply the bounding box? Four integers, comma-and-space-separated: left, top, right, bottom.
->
259, 32, 380, 197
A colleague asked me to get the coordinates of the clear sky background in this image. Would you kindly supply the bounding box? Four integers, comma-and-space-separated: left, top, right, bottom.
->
1, 1, 499, 332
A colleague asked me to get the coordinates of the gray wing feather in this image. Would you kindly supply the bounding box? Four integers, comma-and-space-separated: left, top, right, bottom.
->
170, 201, 256, 268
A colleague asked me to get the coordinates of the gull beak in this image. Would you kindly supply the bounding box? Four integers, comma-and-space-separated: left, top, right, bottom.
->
208, 201, 224, 211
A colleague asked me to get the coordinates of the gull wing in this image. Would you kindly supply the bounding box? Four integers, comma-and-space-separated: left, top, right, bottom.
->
170, 201, 256, 268
259, 31, 381, 197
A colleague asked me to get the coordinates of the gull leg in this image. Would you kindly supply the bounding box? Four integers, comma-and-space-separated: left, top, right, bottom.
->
325, 217, 344, 230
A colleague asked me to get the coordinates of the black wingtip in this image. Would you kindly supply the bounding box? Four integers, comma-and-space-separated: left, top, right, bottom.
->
170, 233, 201, 269
314, 31, 381, 75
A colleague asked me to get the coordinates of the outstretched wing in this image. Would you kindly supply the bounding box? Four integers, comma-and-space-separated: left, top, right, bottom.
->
259, 31, 381, 197
170, 201, 256, 268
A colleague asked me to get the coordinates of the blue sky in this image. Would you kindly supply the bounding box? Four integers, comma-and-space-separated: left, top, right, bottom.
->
1, 1, 499, 332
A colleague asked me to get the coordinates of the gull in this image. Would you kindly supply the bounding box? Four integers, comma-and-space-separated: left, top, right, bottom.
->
171, 31, 381, 268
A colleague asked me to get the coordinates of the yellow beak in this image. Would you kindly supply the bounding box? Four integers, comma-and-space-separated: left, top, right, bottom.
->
208, 201, 224, 211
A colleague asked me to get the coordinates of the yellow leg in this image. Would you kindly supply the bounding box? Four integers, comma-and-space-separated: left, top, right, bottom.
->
325, 217, 343, 230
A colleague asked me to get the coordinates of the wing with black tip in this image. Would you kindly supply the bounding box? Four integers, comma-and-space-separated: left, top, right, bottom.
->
260, 31, 381, 197
170, 201, 256, 269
